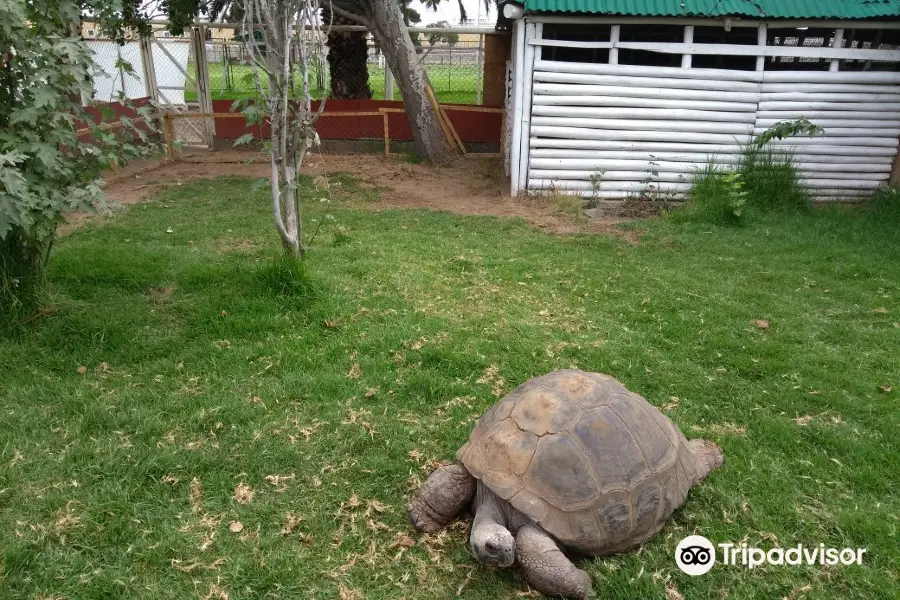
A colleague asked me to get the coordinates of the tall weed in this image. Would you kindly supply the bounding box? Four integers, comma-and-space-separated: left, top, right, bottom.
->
675, 161, 746, 226
739, 145, 809, 213
676, 119, 816, 225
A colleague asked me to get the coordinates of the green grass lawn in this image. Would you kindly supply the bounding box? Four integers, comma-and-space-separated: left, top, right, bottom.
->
1, 175, 898, 600
187, 63, 480, 104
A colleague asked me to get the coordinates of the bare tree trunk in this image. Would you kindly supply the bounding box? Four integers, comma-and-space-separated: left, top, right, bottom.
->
368, 0, 452, 164
264, 0, 303, 258
328, 0, 454, 165
243, 0, 327, 260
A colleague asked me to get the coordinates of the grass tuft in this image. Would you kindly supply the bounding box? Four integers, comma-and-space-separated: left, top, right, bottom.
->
865, 185, 900, 225
543, 191, 587, 221
400, 152, 425, 165
675, 160, 743, 226
739, 145, 809, 213
256, 255, 318, 301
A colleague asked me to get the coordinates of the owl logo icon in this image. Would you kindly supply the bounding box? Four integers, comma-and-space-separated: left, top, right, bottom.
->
675, 535, 716, 575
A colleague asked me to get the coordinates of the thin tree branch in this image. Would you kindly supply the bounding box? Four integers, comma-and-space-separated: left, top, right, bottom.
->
325, 1, 371, 28
269, 151, 292, 244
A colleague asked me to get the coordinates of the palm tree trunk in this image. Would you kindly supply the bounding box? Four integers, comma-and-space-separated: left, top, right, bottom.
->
323, 8, 372, 99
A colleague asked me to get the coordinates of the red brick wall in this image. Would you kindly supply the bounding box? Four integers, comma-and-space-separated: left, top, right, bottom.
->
211, 99, 502, 144
75, 98, 153, 143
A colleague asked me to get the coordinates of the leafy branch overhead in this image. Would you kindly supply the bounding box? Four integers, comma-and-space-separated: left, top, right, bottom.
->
156, 0, 492, 34
426, 21, 459, 46
326, 0, 492, 27
754, 118, 824, 149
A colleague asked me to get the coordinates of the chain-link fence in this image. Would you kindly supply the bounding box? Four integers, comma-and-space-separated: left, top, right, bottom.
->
83, 22, 498, 149
193, 31, 487, 104
85, 23, 492, 107
83, 36, 147, 103
146, 31, 212, 145
398, 35, 485, 104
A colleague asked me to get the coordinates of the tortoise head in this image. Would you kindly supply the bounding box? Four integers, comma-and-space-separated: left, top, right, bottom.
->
470, 522, 515, 568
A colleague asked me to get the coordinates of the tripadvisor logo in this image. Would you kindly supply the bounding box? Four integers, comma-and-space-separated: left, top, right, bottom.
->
675, 536, 867, 575
675, 535, 716, 576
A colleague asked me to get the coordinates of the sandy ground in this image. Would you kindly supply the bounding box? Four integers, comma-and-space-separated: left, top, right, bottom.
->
95, 149, 636, 240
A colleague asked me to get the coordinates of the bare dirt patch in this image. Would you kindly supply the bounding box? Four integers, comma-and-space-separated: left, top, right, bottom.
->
618, 196, 673, 219
95, 149, 638, 239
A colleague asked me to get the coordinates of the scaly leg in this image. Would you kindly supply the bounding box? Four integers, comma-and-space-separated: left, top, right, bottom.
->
407, 463, 475, 533
515, 524, 593, 600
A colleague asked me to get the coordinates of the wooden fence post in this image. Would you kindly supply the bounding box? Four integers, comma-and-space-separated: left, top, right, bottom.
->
424, 84, 459, 152
382, 111, 390, 156
440, 106, 467, 154
190, 26, 215, 147
164, 113, 175, 159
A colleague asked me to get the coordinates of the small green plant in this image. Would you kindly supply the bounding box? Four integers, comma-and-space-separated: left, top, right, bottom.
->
642, 157, 661, 197
723, 171, 748, 219
675, 161, 745, 226
588, 169, 605, 207
638, 156, 682, 208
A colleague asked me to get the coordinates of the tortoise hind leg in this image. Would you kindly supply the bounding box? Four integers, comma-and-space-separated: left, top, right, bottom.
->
407, 463, 475, 533
515, 524, 593, 600
689, 439, 724, 483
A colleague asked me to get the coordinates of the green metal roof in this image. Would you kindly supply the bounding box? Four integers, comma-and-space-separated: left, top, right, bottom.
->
523, 0, 900, 19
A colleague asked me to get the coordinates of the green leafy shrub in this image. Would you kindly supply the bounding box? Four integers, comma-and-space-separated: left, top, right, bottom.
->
675, 160, 747, 226
0, 4, 156, 327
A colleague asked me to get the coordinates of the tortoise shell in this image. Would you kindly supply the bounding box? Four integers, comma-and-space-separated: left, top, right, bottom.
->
456, 370, 698, 555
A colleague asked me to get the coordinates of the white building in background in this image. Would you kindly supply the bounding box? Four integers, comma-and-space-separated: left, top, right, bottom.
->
505, 0, 900, 201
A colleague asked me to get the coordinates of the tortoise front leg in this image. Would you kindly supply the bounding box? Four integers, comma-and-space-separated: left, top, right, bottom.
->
515, 524, 593, 600
407, 463, 475, 533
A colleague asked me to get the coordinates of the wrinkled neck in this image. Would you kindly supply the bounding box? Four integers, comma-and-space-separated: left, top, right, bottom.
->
474, 481, 531, 533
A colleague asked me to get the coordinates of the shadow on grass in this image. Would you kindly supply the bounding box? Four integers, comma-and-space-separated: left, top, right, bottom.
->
256, 255, 318, 301
9, 246, 323, 367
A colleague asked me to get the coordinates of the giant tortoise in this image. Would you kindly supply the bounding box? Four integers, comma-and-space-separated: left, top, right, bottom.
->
407, 370, 723, 599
